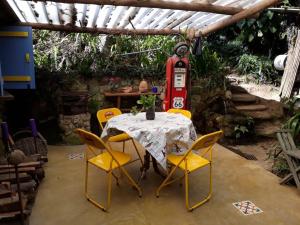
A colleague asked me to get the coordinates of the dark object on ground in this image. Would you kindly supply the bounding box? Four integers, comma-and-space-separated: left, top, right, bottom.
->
225, 145, 257, 160
13, 130, 48, 162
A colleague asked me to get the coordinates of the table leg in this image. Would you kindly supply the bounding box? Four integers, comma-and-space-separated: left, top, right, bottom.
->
139, 152, 151, 180
152, 156, 166, 178
139, 152, 166, 181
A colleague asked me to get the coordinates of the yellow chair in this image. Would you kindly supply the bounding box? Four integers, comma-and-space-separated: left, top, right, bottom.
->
156, 130, 223, 211
75, 128, 142, 211
97, 108, 143, 165
167, 108, 192, 119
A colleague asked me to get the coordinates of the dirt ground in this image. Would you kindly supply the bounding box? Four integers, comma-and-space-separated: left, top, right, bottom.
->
224, 137, 278, 172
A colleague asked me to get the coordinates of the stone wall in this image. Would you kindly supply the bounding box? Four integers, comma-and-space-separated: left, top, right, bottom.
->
59, 113, 91, 144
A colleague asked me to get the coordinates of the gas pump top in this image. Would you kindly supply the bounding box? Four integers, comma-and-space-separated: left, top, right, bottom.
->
174, 42, 189, 58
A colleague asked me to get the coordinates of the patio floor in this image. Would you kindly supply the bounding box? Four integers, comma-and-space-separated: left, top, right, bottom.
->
30, 142, 300, 225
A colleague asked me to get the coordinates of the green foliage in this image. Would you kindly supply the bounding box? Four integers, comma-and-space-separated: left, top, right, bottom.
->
189, 45, 223, 79
282, 95, 300, 115
233, 125, 249, 139
234, 10, 288, 57
284, 112, 300, 138
236, 54, 278, 83
272, 156, 290, 176
34, 31, 104, 76
137, 95, 156, 110
208, 39, 246, 66
34, 30, 226, 83
130, 106, 140, 116
233, 117, 255, 139
88, 98, 102, 114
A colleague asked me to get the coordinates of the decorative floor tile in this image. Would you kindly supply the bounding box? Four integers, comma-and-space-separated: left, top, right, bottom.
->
68, 152, 84, 160
233, 200, 263, 216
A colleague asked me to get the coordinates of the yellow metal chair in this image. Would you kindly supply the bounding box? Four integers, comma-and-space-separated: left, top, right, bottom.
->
156, 130, 223, 211
75, 128, 142, 211
167, 108, 192, 119
97, 108, 143, 166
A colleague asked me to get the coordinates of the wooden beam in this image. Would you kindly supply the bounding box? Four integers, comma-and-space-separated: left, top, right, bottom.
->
22, 0, 244, 15
20, 22, 181, 35
199, 0, 280, 36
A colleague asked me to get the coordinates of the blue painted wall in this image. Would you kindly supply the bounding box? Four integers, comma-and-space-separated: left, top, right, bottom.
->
0, 26, 35, 89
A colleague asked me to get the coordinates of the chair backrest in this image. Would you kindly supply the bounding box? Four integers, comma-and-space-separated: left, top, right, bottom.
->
75, 129, 119, 163
97, 108, 122, 129
276, 129, 297, 153
75, 128, 107, 150
184, 130, 223, 162
191, 130, 223, 151
167, 109, 192, 119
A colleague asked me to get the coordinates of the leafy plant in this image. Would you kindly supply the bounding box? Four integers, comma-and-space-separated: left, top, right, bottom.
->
189, 44, 223, 79
236, 54, 278, 83
233, 117, 254, 139
282, 95, 300, 115
233, 125, 249, 139
284, 112, 300, 138
130, 106, 140, 116
137, 95, 156, 110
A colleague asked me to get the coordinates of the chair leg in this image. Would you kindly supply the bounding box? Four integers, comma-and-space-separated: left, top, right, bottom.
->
280, 166, 300, 185
280, 173, 293, 185
112, 172, 120, 186
185, 168, 190, 210
186, 163, 213, 211
84, 162, 110, 211
106, 170, 112, 211
120, 167, 142, 197
156, 166, 177, 197
122, 141, 125, 152
131, 139, 143, 166
85, 161, 88, 194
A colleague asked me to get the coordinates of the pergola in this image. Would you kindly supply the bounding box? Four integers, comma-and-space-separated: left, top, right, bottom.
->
1, 0, 279, 37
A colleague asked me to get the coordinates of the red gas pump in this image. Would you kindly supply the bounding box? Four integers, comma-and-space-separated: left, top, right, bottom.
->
163, 42, 190, 111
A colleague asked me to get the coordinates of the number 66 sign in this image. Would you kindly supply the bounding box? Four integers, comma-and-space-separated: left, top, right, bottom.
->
172, 97, 184, 109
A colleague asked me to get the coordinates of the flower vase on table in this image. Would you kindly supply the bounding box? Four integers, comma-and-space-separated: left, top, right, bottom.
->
136, 95, 156, 120
146, 105, 155, 120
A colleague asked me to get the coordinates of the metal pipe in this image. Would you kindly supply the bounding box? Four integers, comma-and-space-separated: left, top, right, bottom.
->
268, 7, 300, 13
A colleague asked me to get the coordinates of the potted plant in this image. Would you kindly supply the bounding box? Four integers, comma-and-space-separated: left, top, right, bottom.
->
137, 95, 156, 120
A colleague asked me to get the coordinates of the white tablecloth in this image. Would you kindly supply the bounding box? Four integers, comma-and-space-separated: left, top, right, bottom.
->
101, 112, 197, 169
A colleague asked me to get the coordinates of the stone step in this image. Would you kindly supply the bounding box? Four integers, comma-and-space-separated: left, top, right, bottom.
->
230, 85, 248, 94
241, 110, 274, 120
235, 104, 267, 112
232, 94, 257, 103
255, 121, 282, 137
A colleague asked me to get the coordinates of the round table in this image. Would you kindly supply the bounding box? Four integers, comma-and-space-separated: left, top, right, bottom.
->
101, 112, 197, 170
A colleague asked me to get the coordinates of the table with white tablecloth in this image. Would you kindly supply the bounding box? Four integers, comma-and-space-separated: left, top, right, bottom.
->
101, 112, 197, 170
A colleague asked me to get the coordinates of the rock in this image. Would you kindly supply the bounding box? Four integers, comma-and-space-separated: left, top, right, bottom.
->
230, 85, 248, 93
255, 121, 282, 137
231, 94, 257, 103
235, 104, 267, 112
7, 150, 26, 165
225, 90, 232, 99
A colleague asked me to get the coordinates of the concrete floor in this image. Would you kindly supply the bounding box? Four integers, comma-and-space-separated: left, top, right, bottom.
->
30, 142, 300, 225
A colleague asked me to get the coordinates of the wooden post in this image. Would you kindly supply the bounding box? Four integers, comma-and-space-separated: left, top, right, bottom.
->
20, 23, 182, 35
198, 0, 280, 36
15, 165, 25, 225
22, 0, 243, 15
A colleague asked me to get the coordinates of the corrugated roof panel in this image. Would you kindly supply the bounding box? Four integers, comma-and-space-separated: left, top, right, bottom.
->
5, 0, 274, 35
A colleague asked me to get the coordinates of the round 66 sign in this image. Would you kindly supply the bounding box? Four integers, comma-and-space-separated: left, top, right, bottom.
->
172, 97, 184, 108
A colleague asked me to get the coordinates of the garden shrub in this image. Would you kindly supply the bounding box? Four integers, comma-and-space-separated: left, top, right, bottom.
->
236, 54, 279, 84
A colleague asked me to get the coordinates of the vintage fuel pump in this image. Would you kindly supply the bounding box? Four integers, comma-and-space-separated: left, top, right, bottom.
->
163, 42, 190, 111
